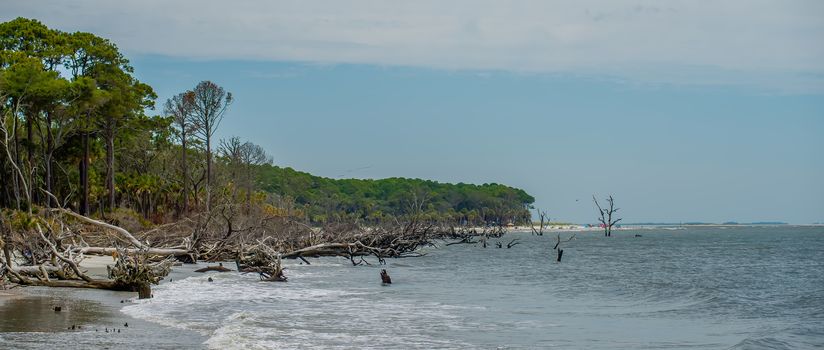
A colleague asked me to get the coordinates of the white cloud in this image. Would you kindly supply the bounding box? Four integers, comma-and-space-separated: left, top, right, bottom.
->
3, 0, 824, 90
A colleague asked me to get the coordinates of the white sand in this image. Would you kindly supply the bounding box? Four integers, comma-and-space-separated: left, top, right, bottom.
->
78, 254, 118, 279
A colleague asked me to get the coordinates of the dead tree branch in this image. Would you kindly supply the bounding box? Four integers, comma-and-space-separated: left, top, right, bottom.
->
593, 195, 622, 237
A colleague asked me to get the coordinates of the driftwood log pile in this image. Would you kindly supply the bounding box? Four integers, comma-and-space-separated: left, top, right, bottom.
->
1, 209, 173, 298
0, 201, 510, 297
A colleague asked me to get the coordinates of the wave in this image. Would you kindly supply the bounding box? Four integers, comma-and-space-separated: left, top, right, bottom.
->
122, 270, 475, 349
729, 325, 824, 350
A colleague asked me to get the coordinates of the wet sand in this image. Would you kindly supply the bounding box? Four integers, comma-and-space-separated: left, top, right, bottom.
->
0, 262, 209, 349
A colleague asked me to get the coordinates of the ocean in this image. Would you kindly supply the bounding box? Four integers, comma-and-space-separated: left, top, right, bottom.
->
123, 226, 824, 349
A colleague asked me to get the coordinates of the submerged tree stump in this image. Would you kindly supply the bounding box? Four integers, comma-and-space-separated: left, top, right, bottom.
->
137, 282, 152, 299
380, 269, 392, 284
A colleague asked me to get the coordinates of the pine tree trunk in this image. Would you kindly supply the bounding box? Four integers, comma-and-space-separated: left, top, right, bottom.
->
80, 129, 90, 215
26, 114, 35, 205
45, 113, 53, 208
106, 132, 115, 211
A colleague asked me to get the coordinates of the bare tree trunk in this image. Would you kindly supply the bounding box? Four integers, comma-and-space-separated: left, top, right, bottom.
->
607, 208, 612, 237
106, 123, 116, 212
75, 246, 188, 256
26, 113, 35, 205
206, 131, 211, 213
181, 135, 189, 213
10, 157, 20, 210
1, 103, 26, 210
1, 218, 11, 270
553, 233, 575, 262
245, 167, 252, 212
0, 165, 8, 208
76, 111, 90, 214
79, 129, 90, 215
45, 112, 54, 208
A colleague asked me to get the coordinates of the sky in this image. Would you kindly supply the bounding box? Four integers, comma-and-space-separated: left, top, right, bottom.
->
2, 1, 823, 223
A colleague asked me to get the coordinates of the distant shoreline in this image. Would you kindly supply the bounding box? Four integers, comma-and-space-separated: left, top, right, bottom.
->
526, 223, 823, 228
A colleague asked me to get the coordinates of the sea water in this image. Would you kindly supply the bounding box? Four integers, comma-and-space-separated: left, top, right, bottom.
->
118, 226, 824, 349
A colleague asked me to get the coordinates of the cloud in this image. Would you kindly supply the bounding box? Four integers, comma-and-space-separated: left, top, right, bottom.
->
3, 0, 824, 91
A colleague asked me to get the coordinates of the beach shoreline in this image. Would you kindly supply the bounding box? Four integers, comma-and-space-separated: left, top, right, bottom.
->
0, 259, 208, 349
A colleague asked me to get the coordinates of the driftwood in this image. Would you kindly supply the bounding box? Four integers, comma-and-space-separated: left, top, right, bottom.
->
444, 226, 505, 247
52, 208, 148, 249
507, 238, 520, 248
75, 247, 189, 256
553, 233, 576, 262
237, 243, 287, 282
1, 209, 174, 298
3, 195, 521, 293
194, 263, 232, 273
445, 236, 476, 246
13, 265, 60, 276
6, 248, 171, 299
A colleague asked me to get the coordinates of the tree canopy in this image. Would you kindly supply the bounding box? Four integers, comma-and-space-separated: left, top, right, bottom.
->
258, 165, 534, 225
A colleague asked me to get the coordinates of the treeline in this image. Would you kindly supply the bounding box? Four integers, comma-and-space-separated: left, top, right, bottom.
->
0, 17, 534, 226
259, 165, 534, 224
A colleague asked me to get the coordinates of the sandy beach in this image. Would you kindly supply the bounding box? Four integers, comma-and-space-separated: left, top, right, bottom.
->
0, 259, 208, 349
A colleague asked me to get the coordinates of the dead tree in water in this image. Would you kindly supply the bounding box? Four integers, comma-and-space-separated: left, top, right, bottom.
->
237, 242, 286, 282
553, 233, 576, 262
380, 269, 392, 284
445, 235, 476, 246
444, 225, 505, 247
593, 195, 621, 237
507, 238, 520, 248
530, 209, 548, 236
194, 263, 231, 273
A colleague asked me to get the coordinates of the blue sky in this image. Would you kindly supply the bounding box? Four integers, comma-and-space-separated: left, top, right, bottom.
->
3, 1, 823, 223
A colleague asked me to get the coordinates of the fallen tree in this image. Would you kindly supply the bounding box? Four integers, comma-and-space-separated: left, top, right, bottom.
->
0, 204, 175, 298
0, 192, 517, 293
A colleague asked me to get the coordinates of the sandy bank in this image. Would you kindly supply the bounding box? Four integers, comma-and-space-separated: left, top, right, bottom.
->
0, 260, 212, 349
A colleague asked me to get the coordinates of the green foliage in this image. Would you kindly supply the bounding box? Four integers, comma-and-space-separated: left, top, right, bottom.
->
4, 209, 38, 231
257, 165, 534, 224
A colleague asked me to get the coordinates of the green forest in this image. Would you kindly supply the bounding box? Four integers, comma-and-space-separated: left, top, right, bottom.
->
0, 17, 534, 227
259, 165, 534, 224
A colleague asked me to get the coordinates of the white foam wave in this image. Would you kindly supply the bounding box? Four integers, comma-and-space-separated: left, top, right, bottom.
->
122, 270, 474, 349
